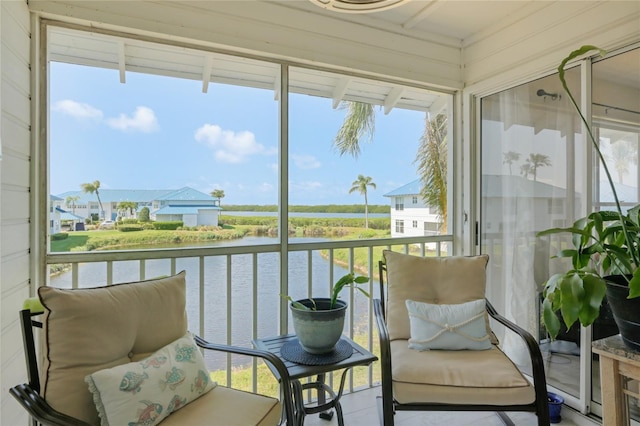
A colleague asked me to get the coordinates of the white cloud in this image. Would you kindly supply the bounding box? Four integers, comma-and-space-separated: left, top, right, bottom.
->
195, 124, 274, 164
290, 180, 323, 192
52, 100, 103, 120
269, 163, 279, 173
292, 154, 321, 170
107, 106, 158, 133
259, 182, 274, 193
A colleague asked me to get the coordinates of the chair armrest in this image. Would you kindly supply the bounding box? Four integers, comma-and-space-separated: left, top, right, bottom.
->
373, 299, 394, 408
485, 300, 548, 407
373, 298, 391, 363
9, 383, 91, 426
194, 335, 295, 425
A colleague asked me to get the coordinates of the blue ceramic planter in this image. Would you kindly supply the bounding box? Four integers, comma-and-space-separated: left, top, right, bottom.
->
290, 298, 347, 354
547, 392, 564, 424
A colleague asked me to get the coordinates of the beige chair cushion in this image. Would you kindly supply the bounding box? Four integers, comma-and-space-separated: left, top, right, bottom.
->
39, 272, 188, 425
160, 386, 281, 426
383, 251, 495, 343
390, 340, 535, 405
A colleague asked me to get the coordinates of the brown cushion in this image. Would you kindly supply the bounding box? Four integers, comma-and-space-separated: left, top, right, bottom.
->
39, 272, 188, 425
160, 386, 281, 426
383, 251, 495, 343
390, 340, 535, 405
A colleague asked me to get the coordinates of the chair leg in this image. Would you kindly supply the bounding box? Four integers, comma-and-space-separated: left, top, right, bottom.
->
376, 395, 395, 426
496, 412, 515, 426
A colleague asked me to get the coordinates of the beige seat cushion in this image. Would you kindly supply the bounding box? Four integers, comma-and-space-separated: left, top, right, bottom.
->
390, 340, 535, 405
383, 251, 497, 344
160, 386, 281, 426
39, 272, 188, 425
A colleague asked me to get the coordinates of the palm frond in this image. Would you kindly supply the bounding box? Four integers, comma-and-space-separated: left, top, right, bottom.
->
333, 101, 375, 158
415, 113, 448, 231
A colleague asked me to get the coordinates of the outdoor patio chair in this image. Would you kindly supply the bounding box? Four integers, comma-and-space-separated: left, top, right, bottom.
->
9, 272, 294, 426
374, 251, 549, 426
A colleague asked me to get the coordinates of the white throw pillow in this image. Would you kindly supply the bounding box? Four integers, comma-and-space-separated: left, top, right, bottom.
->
406, 298, 492, 351
85, 332, 216, 426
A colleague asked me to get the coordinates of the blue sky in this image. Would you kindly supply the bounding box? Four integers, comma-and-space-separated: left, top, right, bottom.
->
50, 62, 427, 205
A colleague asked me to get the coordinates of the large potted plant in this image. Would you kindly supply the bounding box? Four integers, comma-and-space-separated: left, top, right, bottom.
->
283, 273, 369, 354
538, 46, 640, 351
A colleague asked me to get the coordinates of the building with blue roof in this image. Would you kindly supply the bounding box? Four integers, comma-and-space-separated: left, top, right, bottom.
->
385, 176, 574, 238
383, 179, 442, 238
53, 186, 222, 228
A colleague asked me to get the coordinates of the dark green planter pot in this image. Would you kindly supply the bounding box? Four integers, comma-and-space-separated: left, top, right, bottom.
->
290, 298, 347, 354
605, 275, 640, 352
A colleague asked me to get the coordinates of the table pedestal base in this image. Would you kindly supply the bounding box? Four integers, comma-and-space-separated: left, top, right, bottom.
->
292, 371, 350, 426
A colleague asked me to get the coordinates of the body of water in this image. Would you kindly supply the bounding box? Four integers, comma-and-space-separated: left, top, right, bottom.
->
49, 236, 378, 371
221, 211, 389, 219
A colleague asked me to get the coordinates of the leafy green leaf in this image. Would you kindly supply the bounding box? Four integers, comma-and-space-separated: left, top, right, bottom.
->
543, 273, 564, 296
281, 294, 311, 310
542, 297, 561, 340
559, 274, 583, 330
629, 269, 640, 299
578, 275, 606, 326
354, 276, 370, 284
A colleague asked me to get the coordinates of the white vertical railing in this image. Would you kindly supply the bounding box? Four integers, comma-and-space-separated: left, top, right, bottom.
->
46, 235, 452, 396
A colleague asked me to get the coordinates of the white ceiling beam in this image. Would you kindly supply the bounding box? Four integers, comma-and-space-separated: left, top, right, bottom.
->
332, 77, 351, 109
202, 55, 213, 93
429, 95, 448, 115
384, 87, 404, 114
118, 41, 126, 83
273, 71, 280, 101
402, 0, 443, 30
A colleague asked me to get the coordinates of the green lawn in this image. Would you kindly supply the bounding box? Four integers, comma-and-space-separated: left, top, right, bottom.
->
51, 228, 249, 252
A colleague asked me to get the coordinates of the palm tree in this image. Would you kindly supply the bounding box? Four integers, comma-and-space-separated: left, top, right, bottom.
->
333, 101, 449, 230
608, 140, 637, 184
349, 175, 376, 229
210, 189, 225, 206
117, 201, 138, 218
524, 153, 552, 181
81, 180, 104, 219
65, 195, 80, 214
502, 151, 520, 175
520, 163, 533, 180
414, 113, 447, 231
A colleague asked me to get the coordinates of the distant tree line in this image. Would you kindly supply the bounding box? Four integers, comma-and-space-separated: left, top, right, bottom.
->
219, 215, 390, 230
221, 204, 390, 214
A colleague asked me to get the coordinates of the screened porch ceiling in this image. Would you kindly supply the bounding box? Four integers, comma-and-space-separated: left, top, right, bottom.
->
47, 26, 445, 114
46, 0, 554, 115
45, 1, 637, 123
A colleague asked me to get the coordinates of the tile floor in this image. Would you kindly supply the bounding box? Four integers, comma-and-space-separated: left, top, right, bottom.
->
302, 387, 582, 426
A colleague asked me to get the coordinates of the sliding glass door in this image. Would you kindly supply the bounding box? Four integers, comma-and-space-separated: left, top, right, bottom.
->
479, 45, 640, 415
590, 47, 640, 419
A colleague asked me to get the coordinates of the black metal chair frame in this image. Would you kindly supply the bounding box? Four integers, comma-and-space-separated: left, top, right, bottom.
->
374, 261, 550, 426
10, 309, 295, 426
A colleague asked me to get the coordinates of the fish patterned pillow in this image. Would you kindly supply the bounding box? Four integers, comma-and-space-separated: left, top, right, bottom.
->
85, 332, 216, 426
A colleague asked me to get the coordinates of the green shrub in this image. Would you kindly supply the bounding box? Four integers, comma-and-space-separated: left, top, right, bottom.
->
118, 225, 143, 232
51, 233, 69, 241
139, 207, 150, 222
357, 230, 378, 239
121, 218, 139, 224
152, 221, 183, 230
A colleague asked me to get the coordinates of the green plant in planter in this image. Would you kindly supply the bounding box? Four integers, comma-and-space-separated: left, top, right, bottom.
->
538, 45, 640, 339
282, 272, 370, 310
